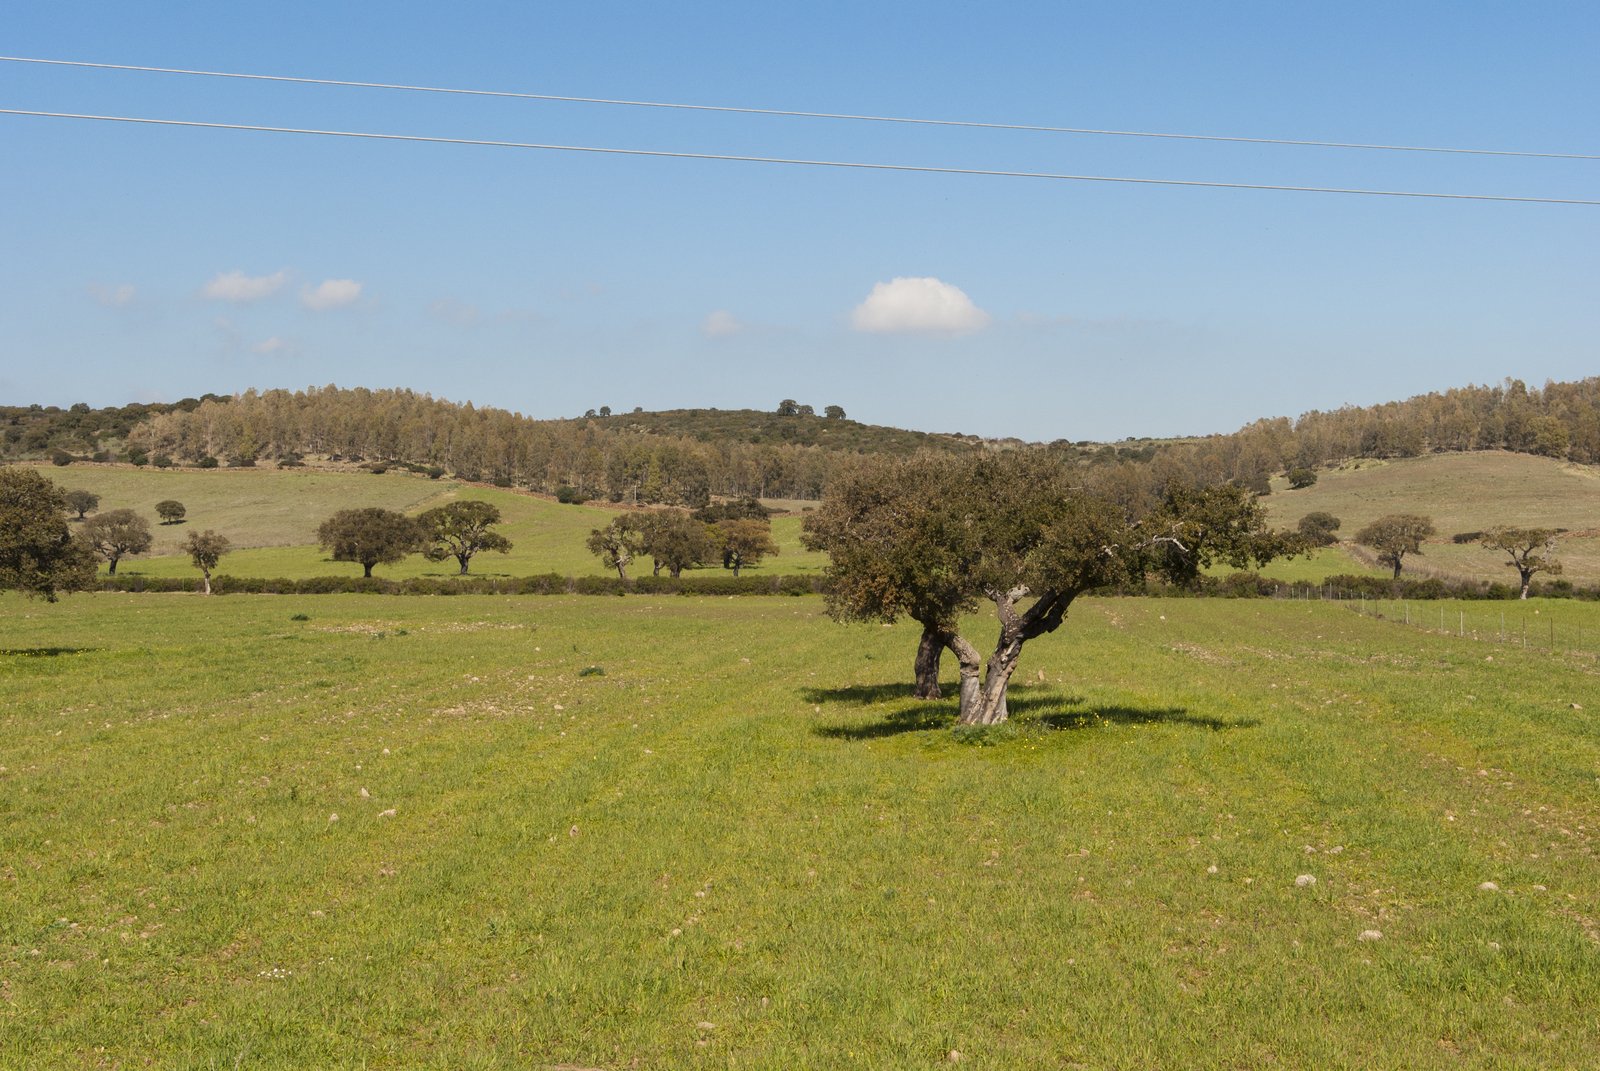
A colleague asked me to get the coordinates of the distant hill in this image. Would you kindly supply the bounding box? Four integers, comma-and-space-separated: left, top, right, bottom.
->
585, 406, 971, 454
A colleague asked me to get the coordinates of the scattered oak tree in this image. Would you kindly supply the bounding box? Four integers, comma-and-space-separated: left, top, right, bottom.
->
0, 467, 98, 600
802, 455, 981, 699
155, 500, 186, 524
1286, 467, 1318, 489
64, 489, 100, 520
637, 510, 714, 578
1480, 526, 1561, 599
806, 453, 1292, 724
1355, 514, 1436, 579
317, 508, 423, 577
1297, 511, 1342, 547
712, 518, 779, 577
80, 508, 152, 575
586, 516, 648, 580
183, 529, 230, 595
417, 500, 512, 575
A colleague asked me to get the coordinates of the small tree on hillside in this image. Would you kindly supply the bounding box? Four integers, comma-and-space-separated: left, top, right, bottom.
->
81, 509, 152, 575
155, 500, 186, 525
1480, 526, 1561, 599
823, 405, 846, 420
0, 468, 98, 601
637, 511, 714, 577
1355, 514, 1436, 579
184, 530, 230, 595
417, 500, 513, 575
586, 516, 647, 580
1287, 467, 1318, 489
712, 518, 779, 577
64, 489, 100, 520
1297, 511, 1342, 547
318, 508, 423, 577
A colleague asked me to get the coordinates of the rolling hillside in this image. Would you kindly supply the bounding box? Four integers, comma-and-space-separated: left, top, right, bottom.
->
1264, 452, 1600, 585
20, 462, 828, 581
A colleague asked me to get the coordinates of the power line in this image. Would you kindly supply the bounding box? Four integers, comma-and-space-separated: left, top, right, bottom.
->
3, 54, 1596, 163
5, 108, 1594, 205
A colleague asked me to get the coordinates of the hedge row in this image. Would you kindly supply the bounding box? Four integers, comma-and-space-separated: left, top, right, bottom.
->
98, 572, 825, 597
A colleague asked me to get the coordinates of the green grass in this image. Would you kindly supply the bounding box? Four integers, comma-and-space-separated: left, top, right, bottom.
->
4, 592, 1600, 1067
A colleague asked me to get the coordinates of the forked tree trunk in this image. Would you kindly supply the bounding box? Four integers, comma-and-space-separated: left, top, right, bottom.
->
956, 587, 1074, 726
457, 555, 471, 575
108, 557, 119, 575
200, 570, 212, 596
1519, 570, 1532, 599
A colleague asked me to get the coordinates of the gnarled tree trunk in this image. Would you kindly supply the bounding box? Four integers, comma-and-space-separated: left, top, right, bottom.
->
957, 587, 1074, 726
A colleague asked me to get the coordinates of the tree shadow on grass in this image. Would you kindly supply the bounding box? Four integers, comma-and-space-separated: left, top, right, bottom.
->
803, 682, 1257, 740
0, 647, 100, 658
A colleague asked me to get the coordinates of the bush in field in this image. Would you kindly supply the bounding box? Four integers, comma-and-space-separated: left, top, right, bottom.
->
63, 489, 99, 520
318, 508, 424, 577
1287, 467, 1318, 489
1355, 514, 1435, 579
156, 500, 186, 525
1297, 512, 1341, 547
81, 509, 152, 574
0, 468, 98, 600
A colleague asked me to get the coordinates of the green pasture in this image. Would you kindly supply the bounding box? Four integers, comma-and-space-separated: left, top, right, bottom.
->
28, 463, 828, 580
4, 593, 1599, 1067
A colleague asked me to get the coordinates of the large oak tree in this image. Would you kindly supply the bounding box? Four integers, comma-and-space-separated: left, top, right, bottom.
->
318, 508, 423, 577
0, 468, 98, 600
418, 500, 512, 574
81, 508, 153, 575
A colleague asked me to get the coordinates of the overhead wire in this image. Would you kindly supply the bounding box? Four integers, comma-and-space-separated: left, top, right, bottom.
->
2, 55, 1596, 162
3, 108, 1596, 205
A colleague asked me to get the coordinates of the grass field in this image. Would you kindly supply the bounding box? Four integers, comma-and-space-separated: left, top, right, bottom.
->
1266, 453, 1600, 585
4, 592, 1599, 1067
22, 463, 829, 580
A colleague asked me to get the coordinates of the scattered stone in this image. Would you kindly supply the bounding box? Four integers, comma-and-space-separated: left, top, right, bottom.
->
569, 825, 580, 837
359, 787, 370, 799
696, 1021, 716, 1031
378, 808, 397, 818
1357, 930, 1383, 942
1478, 881, 1500, 892
1295, 874, 1317, 888
328, 813, 339, 823
948, 1051, 962, 1063
1206, 865, 1218, 875
1571, 703, 1584, 711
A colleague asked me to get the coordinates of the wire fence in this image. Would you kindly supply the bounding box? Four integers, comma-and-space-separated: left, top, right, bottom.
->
1272, 582, 1600, 657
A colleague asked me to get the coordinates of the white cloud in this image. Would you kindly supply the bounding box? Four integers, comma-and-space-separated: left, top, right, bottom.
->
252, 336, 289, 356
89, 283, 136, 307
429, 298, 481, 327
851, 276, 990, 334
202, 269, 287, 303
701, 310, 743, 337
301, 278, 363, 310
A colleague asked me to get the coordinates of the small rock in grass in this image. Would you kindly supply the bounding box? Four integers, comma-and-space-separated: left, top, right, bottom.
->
1295, 874, 1317, 888
1357, 929, 1383, 942
328, 813, 339, 823
1479, 881, 1500, 892
948, 1051, 962, 1063
1206, 865, 1218, 875
359, 787, 370, 799
697, 1021, 716, 1031
378, 808, 397, 818
1571, 703, 1583, 711
569, 825, 580, 837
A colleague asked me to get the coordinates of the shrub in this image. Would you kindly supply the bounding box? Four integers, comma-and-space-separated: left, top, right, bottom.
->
1452, 531, 1484, 544
196, 456, 219, 469
50, 450, 73, 466
153, 454, 173, 469
1287, 467, 1318, 489
555, 485, 588, 505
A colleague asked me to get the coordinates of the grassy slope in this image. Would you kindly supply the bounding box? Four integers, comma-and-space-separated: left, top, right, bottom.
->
1265, 452, 1600, 584
3, 594, 1599, 1067
23, 463, 828, 579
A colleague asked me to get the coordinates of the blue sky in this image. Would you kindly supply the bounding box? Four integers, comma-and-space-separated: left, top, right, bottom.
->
3, 2, 1595, 441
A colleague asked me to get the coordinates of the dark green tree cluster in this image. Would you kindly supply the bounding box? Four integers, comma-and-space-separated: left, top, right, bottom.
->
587, 509, 777, 580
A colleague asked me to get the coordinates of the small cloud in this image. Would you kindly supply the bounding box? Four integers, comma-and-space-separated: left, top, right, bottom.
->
429, 298, 480, 327
89, 283, 136, 307
252, 336, 291, 356
301, 278, 363, 311
851, 276, 990, 334
203, 269, 287, 303
701, 310, 743, 338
